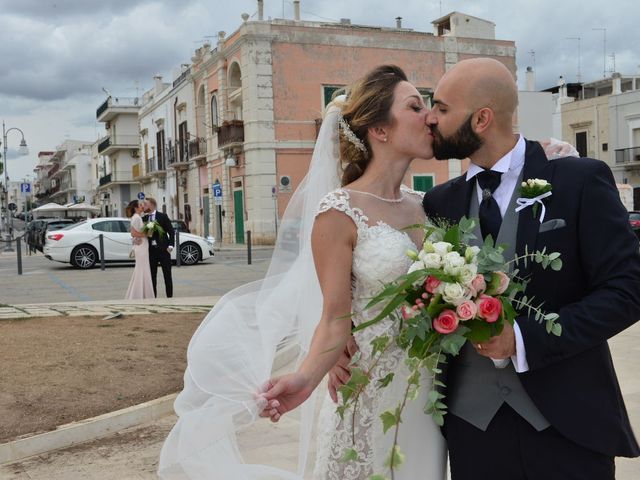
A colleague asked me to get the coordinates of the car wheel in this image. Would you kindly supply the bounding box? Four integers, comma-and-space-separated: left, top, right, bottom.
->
71, 245, 98, 269
180, 242, 201, 265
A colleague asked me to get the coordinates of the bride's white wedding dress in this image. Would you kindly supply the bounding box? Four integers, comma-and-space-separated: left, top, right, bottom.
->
313, 188, 446, 480
158, 97, 445, 479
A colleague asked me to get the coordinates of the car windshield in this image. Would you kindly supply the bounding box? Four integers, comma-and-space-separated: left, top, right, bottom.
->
629, 213, 640, 221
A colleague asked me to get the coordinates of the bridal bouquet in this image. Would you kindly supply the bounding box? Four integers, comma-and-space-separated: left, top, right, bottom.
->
142, 220, 165, 238
338, 217, 562, 475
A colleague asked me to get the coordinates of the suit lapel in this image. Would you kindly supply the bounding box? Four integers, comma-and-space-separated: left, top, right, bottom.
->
515, 141, 550, 277
447, 174, 475, 223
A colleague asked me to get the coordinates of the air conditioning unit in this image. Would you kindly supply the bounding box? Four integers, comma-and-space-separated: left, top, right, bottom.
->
131, 149, 139, 158
279, 175, 292, 192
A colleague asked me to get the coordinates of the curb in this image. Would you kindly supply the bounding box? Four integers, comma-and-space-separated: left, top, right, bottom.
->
0, 393, 177, 465
0, 344, 300, 466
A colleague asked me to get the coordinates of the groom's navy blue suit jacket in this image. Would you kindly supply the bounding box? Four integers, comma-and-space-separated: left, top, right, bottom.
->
423, 139, 640, 458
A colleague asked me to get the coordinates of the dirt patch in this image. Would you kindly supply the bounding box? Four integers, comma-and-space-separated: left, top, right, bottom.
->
0, 313, 206, 443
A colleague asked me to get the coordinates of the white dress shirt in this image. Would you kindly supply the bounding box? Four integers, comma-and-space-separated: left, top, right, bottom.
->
466, 135, 530, 373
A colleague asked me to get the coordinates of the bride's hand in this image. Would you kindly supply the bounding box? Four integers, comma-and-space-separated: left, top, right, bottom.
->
328, 335, 359, 403
258, 373, 314, 422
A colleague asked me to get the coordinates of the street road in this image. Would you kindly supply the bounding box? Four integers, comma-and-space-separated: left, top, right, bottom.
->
0, 247, 274, 304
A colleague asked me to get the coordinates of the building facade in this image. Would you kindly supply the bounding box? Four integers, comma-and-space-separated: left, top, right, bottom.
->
96, 96, 141, 217
188, 8, 515, 244
48, 140, 93, 205
609, 88, 640, 206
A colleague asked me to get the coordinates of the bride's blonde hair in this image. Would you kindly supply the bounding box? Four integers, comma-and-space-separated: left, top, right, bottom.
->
339, 65, 408, 186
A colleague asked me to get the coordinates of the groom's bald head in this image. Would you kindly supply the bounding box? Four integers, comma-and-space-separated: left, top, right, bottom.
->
436, 58, 517, 130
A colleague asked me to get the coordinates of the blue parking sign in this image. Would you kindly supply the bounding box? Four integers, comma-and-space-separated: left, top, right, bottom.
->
20, 183, 31, 195
212, 182, 222, 205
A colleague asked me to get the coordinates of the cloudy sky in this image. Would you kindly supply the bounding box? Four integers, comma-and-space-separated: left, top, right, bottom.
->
1, 0, 637, 181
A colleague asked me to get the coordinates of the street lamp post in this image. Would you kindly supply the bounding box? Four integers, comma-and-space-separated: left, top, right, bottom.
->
1, 120, 29, 252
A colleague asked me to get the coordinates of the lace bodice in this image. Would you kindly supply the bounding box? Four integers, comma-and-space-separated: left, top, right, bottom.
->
316, 187, 423, 351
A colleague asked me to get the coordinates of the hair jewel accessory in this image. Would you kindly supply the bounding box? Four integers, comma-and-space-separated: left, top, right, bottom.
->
338, 113, 368, 158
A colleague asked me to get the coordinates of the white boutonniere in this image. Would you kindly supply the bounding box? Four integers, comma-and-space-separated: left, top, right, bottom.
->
515, 178, 552, 222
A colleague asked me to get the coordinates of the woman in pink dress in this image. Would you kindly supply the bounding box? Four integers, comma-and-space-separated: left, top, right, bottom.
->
125, 200, 155, 299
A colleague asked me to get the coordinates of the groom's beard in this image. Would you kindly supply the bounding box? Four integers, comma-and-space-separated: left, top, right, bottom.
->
432, 114, 484, 160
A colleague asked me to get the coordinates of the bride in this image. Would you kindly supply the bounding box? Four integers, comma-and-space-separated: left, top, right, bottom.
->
158, 65, 445, 479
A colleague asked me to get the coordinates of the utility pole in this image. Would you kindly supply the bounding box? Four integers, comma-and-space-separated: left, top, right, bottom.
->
566, 37, 582, 83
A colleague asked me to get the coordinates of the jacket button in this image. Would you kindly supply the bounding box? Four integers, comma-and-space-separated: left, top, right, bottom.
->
501, 386, 511, 396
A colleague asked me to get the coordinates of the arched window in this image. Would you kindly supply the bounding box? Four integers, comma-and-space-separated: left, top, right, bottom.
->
210, 93, 219, 132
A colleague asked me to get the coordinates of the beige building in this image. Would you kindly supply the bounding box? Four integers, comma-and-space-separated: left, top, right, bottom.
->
610, 88, 640, 205
558, 73, 640, 170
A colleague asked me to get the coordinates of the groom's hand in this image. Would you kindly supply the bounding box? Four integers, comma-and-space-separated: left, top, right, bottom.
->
328, 335, 359, 403
474, 321, 516, 359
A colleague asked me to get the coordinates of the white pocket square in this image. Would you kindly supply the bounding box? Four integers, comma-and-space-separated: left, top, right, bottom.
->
539, 218, 566, 233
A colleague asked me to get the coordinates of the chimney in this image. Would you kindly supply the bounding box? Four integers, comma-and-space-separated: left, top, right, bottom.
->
153, 74, 163, 93
525, 66, 535, 92
396, 17, 402, 29
612, 72, 622, 95
558, 76, 568, 100
257, 0, 264, 21
294, 1, 300, 21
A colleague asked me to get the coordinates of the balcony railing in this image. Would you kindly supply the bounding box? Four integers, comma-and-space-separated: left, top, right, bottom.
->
97, 135, 140, 154
188, 137, 207, 159
47, 163, 60, 178
217, 120, 244, 149
99, 170, 135, 186
615, 147, 640, 165
173, 67, 191, 88
96, 96, 140, 119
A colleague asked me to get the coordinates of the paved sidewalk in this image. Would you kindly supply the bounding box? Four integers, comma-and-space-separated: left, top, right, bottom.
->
1, 308, 639, 478
0, 297, 217, 320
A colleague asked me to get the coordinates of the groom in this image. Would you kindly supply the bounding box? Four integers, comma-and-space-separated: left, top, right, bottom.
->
143, 197, 175, 298
422, 58, 640, 479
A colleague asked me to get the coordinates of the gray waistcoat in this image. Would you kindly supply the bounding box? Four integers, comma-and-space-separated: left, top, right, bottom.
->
446, 176, 550, 432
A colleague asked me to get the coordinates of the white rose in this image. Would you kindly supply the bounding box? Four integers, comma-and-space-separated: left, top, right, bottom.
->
458, 263, 478, 285
442, 251, 466, 275
533, 179, 548, 187
407, 261, 425, 275
432, 241, 453, 256
420, 252, 442, 269
441, 282, 467, 306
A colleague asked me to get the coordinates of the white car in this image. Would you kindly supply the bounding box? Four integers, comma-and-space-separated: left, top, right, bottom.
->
44, 217, 215, 269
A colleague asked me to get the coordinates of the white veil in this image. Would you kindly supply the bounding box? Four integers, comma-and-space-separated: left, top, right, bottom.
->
158, 97, 346, 479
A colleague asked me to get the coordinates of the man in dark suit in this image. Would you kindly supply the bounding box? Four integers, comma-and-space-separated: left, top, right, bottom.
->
143, 197, 175, 298
424, 58, 640, 479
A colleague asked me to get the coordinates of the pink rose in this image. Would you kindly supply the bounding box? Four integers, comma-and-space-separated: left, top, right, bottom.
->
493, 271, 510, 295
476, 295, 502, 323
456, 300, 477, 321
433, 309, 459, 334
424, 275, 442, 294
470, 274, 486, 296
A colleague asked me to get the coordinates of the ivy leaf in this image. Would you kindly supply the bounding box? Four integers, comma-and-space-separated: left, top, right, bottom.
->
371, 335, 390, 357
377, 372, 394, 388
380, 410, 399, 434
340, 448, 358, 463
384, 445, 406, 469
